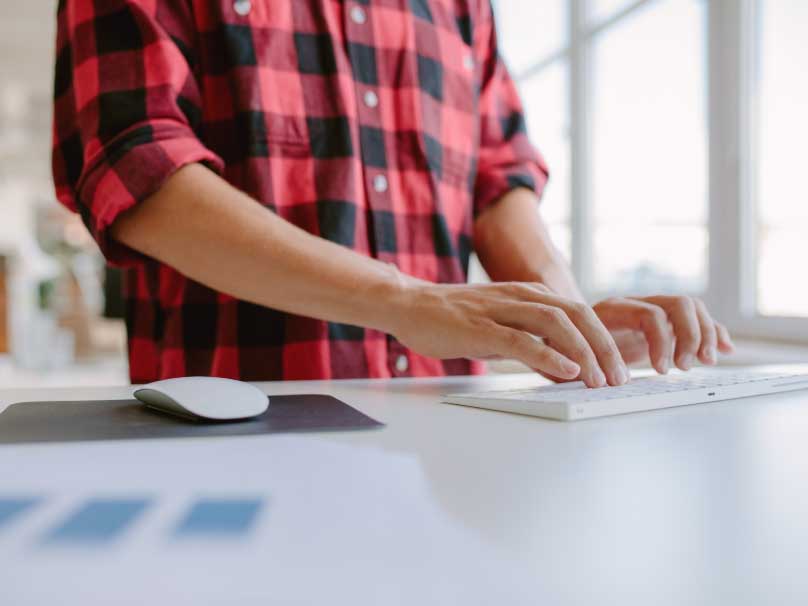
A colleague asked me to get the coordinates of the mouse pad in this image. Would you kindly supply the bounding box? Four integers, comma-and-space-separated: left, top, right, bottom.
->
0, 395, 383, 445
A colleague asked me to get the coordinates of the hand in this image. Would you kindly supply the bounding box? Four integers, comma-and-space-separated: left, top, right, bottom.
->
390, 281, 630, 387
592, 296, 735, 374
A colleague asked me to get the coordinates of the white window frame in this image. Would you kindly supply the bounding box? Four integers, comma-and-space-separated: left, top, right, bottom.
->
507, 0, 808, 343
707, 0, 808, 342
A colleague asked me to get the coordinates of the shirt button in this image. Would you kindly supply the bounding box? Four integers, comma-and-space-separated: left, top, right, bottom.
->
350, 5, 367, 24
463, 54, 475, 71
363, 90, 379, 108
373, 174, 389, 193
395, 354, 409, 373
233, 0, 251, 17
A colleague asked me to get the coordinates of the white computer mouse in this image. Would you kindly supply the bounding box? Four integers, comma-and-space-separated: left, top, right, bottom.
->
133, 377, 269, 421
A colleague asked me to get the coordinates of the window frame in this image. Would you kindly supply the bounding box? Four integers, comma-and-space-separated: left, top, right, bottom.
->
706, 0, 808, 342
505, 0, 808, 343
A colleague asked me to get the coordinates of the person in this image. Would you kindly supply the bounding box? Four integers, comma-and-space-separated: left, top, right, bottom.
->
52, 0, 733, 386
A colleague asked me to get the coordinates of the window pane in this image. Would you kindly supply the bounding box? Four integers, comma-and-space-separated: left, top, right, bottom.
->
591, 0, 707, 294
756, 1, 808, 317
590, 0, 638, 26
518, 61, 572, 259
493, 0, 567, 76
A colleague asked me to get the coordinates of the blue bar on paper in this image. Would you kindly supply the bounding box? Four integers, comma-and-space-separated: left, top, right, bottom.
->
174, 498, 263, 537
0, 498, 39, 529
44, 498, 150, 543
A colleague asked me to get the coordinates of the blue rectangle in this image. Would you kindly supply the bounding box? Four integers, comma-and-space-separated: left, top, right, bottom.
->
44, 498, 150, 544
174, 498, 263, 537
0, 498, 39, 529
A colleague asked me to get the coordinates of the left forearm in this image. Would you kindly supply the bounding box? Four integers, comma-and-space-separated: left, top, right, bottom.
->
473, 188, 584, 302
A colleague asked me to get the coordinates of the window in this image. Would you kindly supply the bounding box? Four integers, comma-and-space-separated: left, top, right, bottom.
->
493, 0, 807, 341
755, 0, 808, 318
591, 0, 707, 294
497, 0, 572, 258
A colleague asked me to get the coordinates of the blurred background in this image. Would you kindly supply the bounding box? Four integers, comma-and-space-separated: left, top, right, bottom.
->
1, 0, 806, 388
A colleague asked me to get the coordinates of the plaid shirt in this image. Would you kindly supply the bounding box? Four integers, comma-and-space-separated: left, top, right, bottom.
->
52, 0, 548, 383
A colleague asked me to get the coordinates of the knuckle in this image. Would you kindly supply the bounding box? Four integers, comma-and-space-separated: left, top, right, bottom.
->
594, 297, 620, 311
548, 307, 569, 324
536, 304, 561, 321
600, 337, 622, 359
676, 296, 696, 314
567, 301, 590, 319
503, 330, 524, 351
570, 343, 591, 361
512, 282, 535, 296
532, 347, 553, 365
646, 306, 667, 326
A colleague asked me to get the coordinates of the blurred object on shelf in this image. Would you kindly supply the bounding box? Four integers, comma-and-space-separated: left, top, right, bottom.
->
0, 255, 8, 353
7, 226, 72, 370
3, 186, 124, 370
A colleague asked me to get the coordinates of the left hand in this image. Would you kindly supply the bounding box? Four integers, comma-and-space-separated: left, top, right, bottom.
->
593, 295, 735, 374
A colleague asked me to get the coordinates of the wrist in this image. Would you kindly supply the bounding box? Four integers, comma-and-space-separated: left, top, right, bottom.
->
363, 263, 428, 336
527, 255, 585, 303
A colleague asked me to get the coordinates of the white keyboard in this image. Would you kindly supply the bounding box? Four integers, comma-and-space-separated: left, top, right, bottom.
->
443, 370, 808, 421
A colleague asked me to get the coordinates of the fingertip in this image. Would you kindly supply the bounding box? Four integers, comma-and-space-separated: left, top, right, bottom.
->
559, 359, 581, 379
677, 353, 695, 371
699, 345, 718, 365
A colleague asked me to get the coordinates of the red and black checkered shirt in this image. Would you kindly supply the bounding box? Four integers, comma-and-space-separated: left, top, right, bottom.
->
52, 0, 548, 383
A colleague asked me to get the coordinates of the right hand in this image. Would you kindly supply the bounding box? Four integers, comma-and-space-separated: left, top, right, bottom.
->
390, 281, 629, 388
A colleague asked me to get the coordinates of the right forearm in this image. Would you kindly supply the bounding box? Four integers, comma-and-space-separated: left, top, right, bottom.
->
111, 163, 627, 387
111, 163, 415, 333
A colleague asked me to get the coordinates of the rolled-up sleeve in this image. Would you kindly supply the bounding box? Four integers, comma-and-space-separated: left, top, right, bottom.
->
472, 1, 549, 217
52, 0, 224, 266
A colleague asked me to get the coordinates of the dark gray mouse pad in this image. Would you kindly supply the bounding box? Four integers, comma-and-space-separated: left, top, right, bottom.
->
0, 395, 383, 445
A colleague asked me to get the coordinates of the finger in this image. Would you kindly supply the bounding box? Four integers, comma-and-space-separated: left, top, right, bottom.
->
693, 299, 718, 365
536, 369, 580, 384
716, 322, 735, 353
491, 303, 607, 387
493, 285, 627, 386
643, 296, 701, 370
610, 328, 650, 365
493, 285, 625, 385
559, 300, 629, 386
595, 298, 672, 375
493, 327, 580, 380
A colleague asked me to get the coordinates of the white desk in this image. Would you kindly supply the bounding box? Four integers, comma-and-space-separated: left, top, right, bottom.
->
1, 366, 808, 605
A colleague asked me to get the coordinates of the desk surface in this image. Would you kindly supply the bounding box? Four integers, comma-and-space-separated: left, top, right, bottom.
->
1, 366, 808, 606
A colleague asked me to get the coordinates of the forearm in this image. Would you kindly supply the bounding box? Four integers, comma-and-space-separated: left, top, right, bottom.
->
111, 166, 632, 386
111, 164, 414, 333
473, 188, 584, 302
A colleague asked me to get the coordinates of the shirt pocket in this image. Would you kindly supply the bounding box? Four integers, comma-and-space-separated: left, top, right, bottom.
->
427, 3, 480, 187
203, 2, 312, 148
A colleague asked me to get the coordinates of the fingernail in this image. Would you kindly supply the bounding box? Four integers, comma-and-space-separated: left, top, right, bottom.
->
679, 354, 694, 370
705, 346, 717, 364
612, 366, 627, 386
658, 358, 669, 374
592, 368, 607, 387
563, 360, 581, 376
